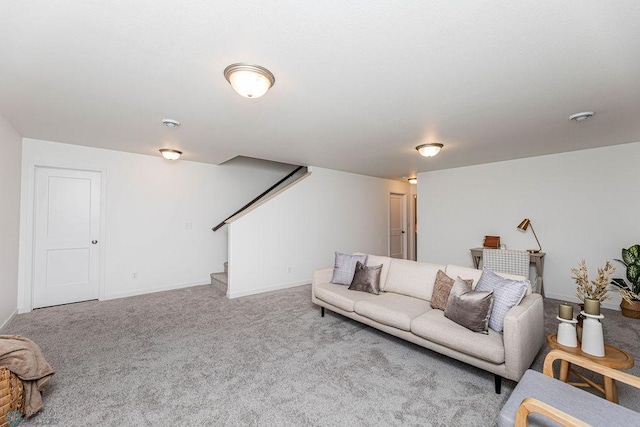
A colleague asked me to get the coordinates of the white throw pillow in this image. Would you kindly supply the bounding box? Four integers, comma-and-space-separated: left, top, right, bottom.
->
331, 252, 367, 285
475, 267, 529, 333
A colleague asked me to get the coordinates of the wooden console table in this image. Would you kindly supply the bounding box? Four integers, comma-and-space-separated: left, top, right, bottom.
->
470, 247, 546, 297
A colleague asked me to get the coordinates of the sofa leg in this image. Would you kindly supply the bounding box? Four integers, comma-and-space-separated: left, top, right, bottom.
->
495, 375, 502, 394
321, 307, 325, 317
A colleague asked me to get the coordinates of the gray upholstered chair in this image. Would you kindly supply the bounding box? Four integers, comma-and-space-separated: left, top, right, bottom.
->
498, 349, 640, 426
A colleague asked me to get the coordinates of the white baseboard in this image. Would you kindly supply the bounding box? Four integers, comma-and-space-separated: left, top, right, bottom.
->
227, 280, 309, 299
544, 292, 621, 311
103, 281, 209, 301
0, 309, 18, 333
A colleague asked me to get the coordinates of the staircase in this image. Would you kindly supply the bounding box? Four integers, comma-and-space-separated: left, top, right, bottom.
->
210, 262, 228, 292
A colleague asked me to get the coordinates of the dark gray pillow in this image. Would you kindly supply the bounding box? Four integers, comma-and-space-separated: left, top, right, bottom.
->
331, 252, 367, 285
348, 261, 382, 295
444, 278, 494, 334
430, 270, 473, 311
475, 267, 529, 333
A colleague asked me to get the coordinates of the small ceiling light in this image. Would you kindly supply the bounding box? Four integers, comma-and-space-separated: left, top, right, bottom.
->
159, 149, 182, 160
161, 119, 181, 128
416, 143, 443, 157
408, 178, 417, 184
569, 111, 595, 122
224, 63, 275, 98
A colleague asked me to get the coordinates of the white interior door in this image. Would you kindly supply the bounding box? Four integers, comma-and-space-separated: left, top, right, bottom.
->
389, 193, 406, 259
33, 167, 101, 308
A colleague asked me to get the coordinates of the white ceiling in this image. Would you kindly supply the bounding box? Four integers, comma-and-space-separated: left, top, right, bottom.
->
1, 1, 639, 180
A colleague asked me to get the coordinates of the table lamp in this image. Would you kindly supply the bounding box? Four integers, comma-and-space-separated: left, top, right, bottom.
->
517, 218, 542, 254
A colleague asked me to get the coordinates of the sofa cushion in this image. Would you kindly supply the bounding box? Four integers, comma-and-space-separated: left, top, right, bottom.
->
331, 252, 367, 285
444, 265, 483, 287
348, 261, 382, 295
475, 267, 529, 333
411, 309, 505, 364
314, 282, 378, 312
498, 369, 640, 426
430, 270, 473, 310
365, 254, 392, 291
354, 293, 431, 331
383, 259, 445, 301
446, 264, 532, 295
444, 278, 494, 334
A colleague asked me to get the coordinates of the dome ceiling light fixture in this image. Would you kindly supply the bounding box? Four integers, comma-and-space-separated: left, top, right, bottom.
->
159, 149, 182, 160
161, 118, 181, 128
407, 177, 417, 184
415, 143, 443, 157
224, 63, 275, 98
569, 111, 595, 122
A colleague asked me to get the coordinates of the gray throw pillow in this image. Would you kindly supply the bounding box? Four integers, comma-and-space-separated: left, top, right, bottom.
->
331, 252, 368, 285
430, 270, 473, 311
444, 278, 494, 334
475, 267, 529, 333
348, 261, 382, 295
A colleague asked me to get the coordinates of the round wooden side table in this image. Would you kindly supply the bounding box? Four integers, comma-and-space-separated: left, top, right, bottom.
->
547, 333, 634, 403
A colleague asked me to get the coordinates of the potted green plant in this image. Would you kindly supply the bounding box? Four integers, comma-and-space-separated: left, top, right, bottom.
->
610, 244, 640, 318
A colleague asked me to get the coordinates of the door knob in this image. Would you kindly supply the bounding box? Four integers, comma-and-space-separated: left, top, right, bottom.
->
92, 240, 98, 244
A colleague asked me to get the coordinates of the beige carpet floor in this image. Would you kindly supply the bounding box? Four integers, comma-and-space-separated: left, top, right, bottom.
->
4, 284, 640, 426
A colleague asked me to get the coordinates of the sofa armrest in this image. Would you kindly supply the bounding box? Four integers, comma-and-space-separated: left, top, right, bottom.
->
312, 267, 334, 286
515, 397, 588, 427
502, 293, 545, 381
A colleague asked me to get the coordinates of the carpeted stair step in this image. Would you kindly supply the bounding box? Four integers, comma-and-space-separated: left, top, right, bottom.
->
210, 262, 228, 292
210, 272, 227, 286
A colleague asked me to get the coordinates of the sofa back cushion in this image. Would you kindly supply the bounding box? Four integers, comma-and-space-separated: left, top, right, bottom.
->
445, 264, 532, 295
366, 254, 393, 291
444, 265, 483, 287
384, 258, 445, 301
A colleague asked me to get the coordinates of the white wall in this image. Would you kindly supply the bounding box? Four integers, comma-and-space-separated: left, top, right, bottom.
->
228, 167, 411, 298
0, 114, 22, 329
18, 139, 296, 311
417, 142, 640, 310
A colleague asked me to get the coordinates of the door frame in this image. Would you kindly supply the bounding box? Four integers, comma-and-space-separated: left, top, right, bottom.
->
18, 161, 107, 313
388, 192, 407, 259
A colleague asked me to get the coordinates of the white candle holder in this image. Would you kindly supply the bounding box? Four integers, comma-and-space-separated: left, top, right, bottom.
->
556, 316, 578, 347
580, 311, 605, 357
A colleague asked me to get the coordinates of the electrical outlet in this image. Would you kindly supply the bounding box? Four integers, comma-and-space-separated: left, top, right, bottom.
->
185, 222, 192, 229
132, 272, 138, 279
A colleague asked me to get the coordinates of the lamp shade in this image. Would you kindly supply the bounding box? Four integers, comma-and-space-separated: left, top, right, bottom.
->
159, 149, 182, 160
517, 218, 531, 231
416, 143, 443, 157
224, 63, 275, 98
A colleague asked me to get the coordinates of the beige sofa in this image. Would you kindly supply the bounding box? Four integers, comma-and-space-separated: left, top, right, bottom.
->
311, 254, 545, 393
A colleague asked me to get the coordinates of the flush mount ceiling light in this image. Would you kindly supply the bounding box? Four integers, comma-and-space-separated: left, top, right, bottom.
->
159, 149, 182, 160
569, 111, 595, 122
415, 143, 443, 157
161, 119, 181, 128
407, 178, 417, 184
224, 63, 275, 98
